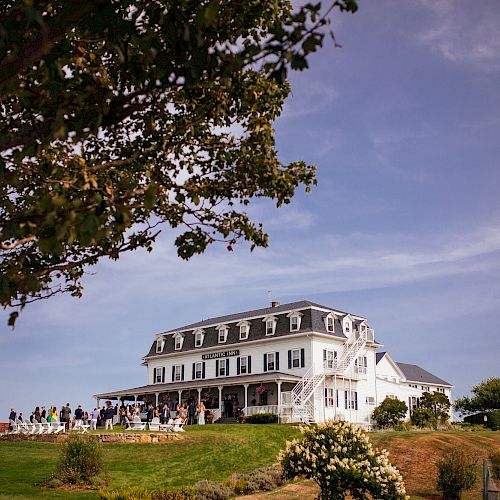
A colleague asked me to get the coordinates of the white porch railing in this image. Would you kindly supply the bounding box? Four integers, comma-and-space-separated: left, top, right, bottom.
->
244, 405, 278, 416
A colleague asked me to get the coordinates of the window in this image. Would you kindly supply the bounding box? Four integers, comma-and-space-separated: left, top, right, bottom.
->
237, 355, 251, 375
323, 349, 337, 369
288, 348, 305, 369
345, 390, 358, 410
174, 334, 184, 351
325, 388, 335, 407
264, 352, 279, 372
153, 367, 164, 384
216, 359, 229, 377
193, 362, 204, 380
155, 338, 164, 353
387, 394, 398, 400
409, 396, 420, 413
326, 315, 334, 333
194, 330, 204, 347
355, 356, 367, 374
421, 386, 430, 391
238, 321, 251, 340
172, 364, 183, 382
366, 396, 375, 405
437, 387, 445, 394
291, 349, 300, 368
409, 384, 418, 388
287, 311, 303, 332
344, 320, 351, 333
218, 326, 228, 344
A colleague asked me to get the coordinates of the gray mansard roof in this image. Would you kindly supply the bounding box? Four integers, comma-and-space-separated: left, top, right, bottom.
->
376, 352, 452, 386
144, 300, 371, 358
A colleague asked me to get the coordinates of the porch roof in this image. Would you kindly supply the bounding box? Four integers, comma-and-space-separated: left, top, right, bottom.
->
94, 372, 301, 399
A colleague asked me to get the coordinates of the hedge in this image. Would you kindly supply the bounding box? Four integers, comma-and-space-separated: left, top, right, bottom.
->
464, 410, 500, 430
245, 413, 278, 424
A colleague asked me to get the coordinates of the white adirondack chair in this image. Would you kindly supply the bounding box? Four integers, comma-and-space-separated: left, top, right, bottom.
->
148, 417, 160, 431
41, 417, 53, 434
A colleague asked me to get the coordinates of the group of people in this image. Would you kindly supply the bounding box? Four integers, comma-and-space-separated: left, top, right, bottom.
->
141, 398, 208, 426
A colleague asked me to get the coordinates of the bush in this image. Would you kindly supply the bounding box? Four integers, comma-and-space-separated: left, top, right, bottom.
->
464, 410, 500, 431
280, 419, 408, 500
99, 487, 151, 499
56, 434, 103, 485
411, 407, 436, 429
372, 398, 408, 429
436, 448, 478, 499
193, 480, 231, 500
154, 487, 196, 500
490, 450, 500, 481
245, 413, 278, 424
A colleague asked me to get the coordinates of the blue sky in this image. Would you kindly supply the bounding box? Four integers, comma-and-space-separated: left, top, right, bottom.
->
1, 0, 499, 418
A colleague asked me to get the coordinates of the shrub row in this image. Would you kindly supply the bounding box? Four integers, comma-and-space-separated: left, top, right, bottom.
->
244, 412, 278, 424
98, 465, 285, 500
464, 410, 500, 431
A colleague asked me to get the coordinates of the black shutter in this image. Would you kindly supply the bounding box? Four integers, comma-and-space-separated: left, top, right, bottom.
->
324, 387, 328, 407
336, 390, 339, 407
162, 367, 165, 383
275, 352, 280, 370
355, 392, 358, 411
216, 359, 219, 377
226, 358, 229, 376
323, 349, 327, 362
192, 363, 195, 380
344, 391, 348, 409
288, 350, 292, 369
248, 356, 251, 374
171, 366, 175, 382
263, 353, 268, 372
237, 357, 241, 375
202, 362, 205, 379
181, 365, 185, 381
153, 367, 157, 382
300, 349, 305, 368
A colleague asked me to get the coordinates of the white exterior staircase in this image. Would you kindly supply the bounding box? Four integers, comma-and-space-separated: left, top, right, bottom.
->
281, 328, 373, 423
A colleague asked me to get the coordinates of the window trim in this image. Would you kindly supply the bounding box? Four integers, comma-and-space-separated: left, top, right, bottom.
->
217, 325, 229, 344
194, 329, 204, 348
291, 348, 301, 368
266, 352, 275, 371
173, 334, 184, 351
240, 355, 248, 375
155, 337, 164, 353
325, 313, 335, 333
173, 364, 182, 382
262, 316, 277, 336
287, 311, 303, 332
194, 362, 203, 380
237, 321, 251, 340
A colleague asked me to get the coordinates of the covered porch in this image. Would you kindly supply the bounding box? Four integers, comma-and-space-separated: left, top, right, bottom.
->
94, 372, 300, 422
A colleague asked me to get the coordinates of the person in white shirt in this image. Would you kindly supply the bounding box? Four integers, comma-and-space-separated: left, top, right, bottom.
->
90, 408, 100, 430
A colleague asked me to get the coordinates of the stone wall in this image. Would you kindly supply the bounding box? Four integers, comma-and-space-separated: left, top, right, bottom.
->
0, 432, 182, 443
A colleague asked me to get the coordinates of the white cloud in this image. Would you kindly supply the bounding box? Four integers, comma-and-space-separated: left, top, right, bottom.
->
281, 80, 338, 119
417, 0, 500, 70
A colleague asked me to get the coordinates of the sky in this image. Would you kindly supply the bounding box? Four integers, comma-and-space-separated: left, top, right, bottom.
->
1, 0, 499, 418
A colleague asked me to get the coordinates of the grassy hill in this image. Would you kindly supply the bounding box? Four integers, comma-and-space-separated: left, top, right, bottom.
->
0, 426, 498, 499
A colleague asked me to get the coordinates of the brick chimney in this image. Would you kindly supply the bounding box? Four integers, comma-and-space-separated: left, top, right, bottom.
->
271, 301, 280, 308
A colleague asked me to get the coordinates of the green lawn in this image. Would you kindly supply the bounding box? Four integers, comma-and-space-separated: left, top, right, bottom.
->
0, 425, 301, 499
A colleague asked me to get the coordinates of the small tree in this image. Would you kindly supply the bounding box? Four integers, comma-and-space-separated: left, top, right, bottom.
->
279, 420, 408, 500
372, 397, 408, 429
436, 448, 478, 500
410, 407, 435, 429
455, 378, 500, 414
420, 392, 451, 429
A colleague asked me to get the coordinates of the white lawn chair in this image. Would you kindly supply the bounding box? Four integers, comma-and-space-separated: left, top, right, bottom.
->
159, 418, 174, 432
148, 417, 160, 431
33, 421, 45, 434
79, 423, 91, 434
8, 419, 19, 434
172, 418, 185, 432
23, 419, 36, 434
41, 418, 53, 434
130, 416, 146, 431
51, 421, 66, 434
16, 419, 28, 434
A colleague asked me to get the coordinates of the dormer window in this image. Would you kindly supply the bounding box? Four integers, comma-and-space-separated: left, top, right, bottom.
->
237, 321, 251, 340
287, 311, 303, 332
342, 315, 352, 335
194, 329, 204, 348
217, 325, 229, 343
173, 333, 184, 351
325, 313, 335, 333
262, 316, 277, 336
155, 337, 165, 353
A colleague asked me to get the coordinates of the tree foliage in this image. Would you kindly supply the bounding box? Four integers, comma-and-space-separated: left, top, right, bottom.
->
372, 397, 408, 429
419, 392, 451, 428
0, 0, 358, 325
454, 378, 500, 414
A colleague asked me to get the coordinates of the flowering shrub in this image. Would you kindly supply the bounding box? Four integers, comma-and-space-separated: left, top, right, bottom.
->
256, 385, 267, 394
279, 419, 408, 500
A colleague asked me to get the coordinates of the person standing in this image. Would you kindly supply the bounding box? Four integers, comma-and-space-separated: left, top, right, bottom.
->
8, 408, 16, 430
160, 404, 170, 424
75, 405, 84, 429
104, 402, 114, 430
41, 406, 46, 419
90, 407, 100, 430
188, 399, 197, 425
146, 403, 154, 423
197, 401, 206, 426
64, 403, 71, 430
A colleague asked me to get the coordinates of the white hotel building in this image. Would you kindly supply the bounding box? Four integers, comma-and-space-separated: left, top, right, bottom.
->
95, 300, 453, 427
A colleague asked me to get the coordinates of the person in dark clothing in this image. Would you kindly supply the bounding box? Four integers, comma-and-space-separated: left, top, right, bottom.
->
34, 406, 42, 423
8, 409, 16, 429
41, 406, 46, 419
104, 403, 114, 430
160, 404, 170, 424
146, 404, 154, 423
64, 403, 71, 429
188, 400, 197, 425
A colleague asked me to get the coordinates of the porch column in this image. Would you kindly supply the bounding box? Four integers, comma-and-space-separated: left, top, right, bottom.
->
155, 392, 159, 406
96, 398, 100, 408
197, 388, 202, 403
243, 384, 249, 409
277, 381, 282, 423
134, 395, 138, 406
178, 390, 182, 406
218, 386, 223, 417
